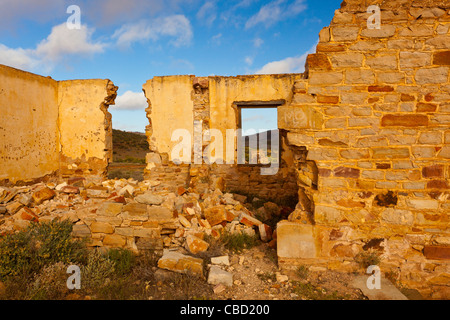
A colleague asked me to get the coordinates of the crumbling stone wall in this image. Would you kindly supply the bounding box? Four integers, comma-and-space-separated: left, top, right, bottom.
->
143, 74, 302, 203
277, 0, 450, 299
0, 64, 117, 185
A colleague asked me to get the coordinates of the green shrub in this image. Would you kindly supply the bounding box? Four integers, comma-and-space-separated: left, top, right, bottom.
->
107, 248, 136, 276
27, 262, 69, 300
355, 251, 381, 269
220, 231, 259, 253
80, 249, 115, 292
0, 220, 87, 281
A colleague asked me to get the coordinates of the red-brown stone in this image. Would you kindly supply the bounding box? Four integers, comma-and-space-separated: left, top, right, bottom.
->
424, 246, 450, 260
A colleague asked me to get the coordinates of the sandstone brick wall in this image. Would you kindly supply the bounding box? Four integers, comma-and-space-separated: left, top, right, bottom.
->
0, 64, 117, 184
278, 0, 450, 298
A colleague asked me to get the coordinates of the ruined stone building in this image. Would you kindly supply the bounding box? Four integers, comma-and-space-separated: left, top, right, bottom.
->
1, 0, 449, 298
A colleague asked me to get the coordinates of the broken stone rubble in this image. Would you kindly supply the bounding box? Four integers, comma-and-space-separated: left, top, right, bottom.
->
0, 177, 280, 289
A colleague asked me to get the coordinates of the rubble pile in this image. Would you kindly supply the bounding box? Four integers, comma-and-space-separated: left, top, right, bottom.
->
0, 177, 289, 288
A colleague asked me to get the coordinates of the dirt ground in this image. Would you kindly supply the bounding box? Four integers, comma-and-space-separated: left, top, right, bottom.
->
200, 244, 367, 300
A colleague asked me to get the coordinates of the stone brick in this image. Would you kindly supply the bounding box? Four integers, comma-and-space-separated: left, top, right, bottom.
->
415, 67, 449, 84
361, 170, 385, 180
416, 103, 437, 112
426, 35, 450, 49
97, 202, 123, 217
147, 206, 174, 221
334, 166, 360, 178
72, 224, 91, 238
399, 52, 431, 69
418, 132, 442, 144
398, 25, 434, 37
122, 203, 149, 221
381, 208, 414, 226
204, 205, 227, 226
406, 199, 439, 210
412, 146, 436, 158
336, 199, 365, 208
361, 25, 396, 38
309, 72, 343, 85
90, 222, 114, 234
377, 72, 405, 84
438, 146, 450, 159
102, 234, 126, 247
372, 147, 410, 159
185, 234, 210, 254
427, 180, 449, 189
316, 43, 347, 52
239, 213, 262, 227
32, 187, 56, 205
330, 53, 364, 68
369, 85, 394, 93
306, 53, 332, 71
332, 26, 359, 41
317, 95, 339, 104
381, 114, 429, 127
345, 70, 375, 84
433, 51, 450, 66
158, 251, 204, 276
424, 246, 450, 260
365, 55, 398, 70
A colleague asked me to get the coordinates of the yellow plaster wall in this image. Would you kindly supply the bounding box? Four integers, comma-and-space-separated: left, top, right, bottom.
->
58, 79, 112, 162
143, 75, 194, 160
0, 65, 60, 183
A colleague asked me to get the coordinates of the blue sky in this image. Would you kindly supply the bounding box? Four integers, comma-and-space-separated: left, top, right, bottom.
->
0, 0, 342, 132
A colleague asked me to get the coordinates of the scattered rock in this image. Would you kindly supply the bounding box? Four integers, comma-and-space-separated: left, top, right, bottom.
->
157, 250, 204, 276
135, 192, 163, 205
185, 234, 210, 254
32, 187, 56, 204
208, 265, 233, 287
211, 255, 230, 266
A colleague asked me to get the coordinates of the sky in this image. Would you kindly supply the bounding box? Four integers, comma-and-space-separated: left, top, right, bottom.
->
0, 0, 342, 133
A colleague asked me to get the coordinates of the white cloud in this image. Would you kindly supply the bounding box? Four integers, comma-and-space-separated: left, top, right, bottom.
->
112, 15, 193, 48
197, 2, 217, 26
245, 56, 254, 66
0, 22, 106, 72
35, 23, 106, 62
253, 37, 264, 48
245, 0, 307, 29
0, 45, 38, 70
255, 43, 316, 74
113, 91, 148, 111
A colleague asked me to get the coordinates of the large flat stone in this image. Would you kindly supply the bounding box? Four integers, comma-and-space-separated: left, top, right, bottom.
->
277, 221, 316, 259
352, 276, 408, 300
157, 250, 204, 276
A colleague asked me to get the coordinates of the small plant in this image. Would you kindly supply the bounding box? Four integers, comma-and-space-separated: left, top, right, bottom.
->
220, 231, 259, 253
257, 272, 277, 282
355, 251, 381, 269
27, 262, 70, 300
296, 265, 309, 280
80, 249, 115, 293
0, 220, 87, 280
107, 248, 136, 276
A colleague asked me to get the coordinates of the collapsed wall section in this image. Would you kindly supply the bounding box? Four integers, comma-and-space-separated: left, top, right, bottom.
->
58, 79, 117, 182
143, 74, 303, 204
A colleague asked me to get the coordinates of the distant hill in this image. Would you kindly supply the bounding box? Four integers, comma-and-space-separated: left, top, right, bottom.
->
112, 129, 149, 163
243, 129, 277, 147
